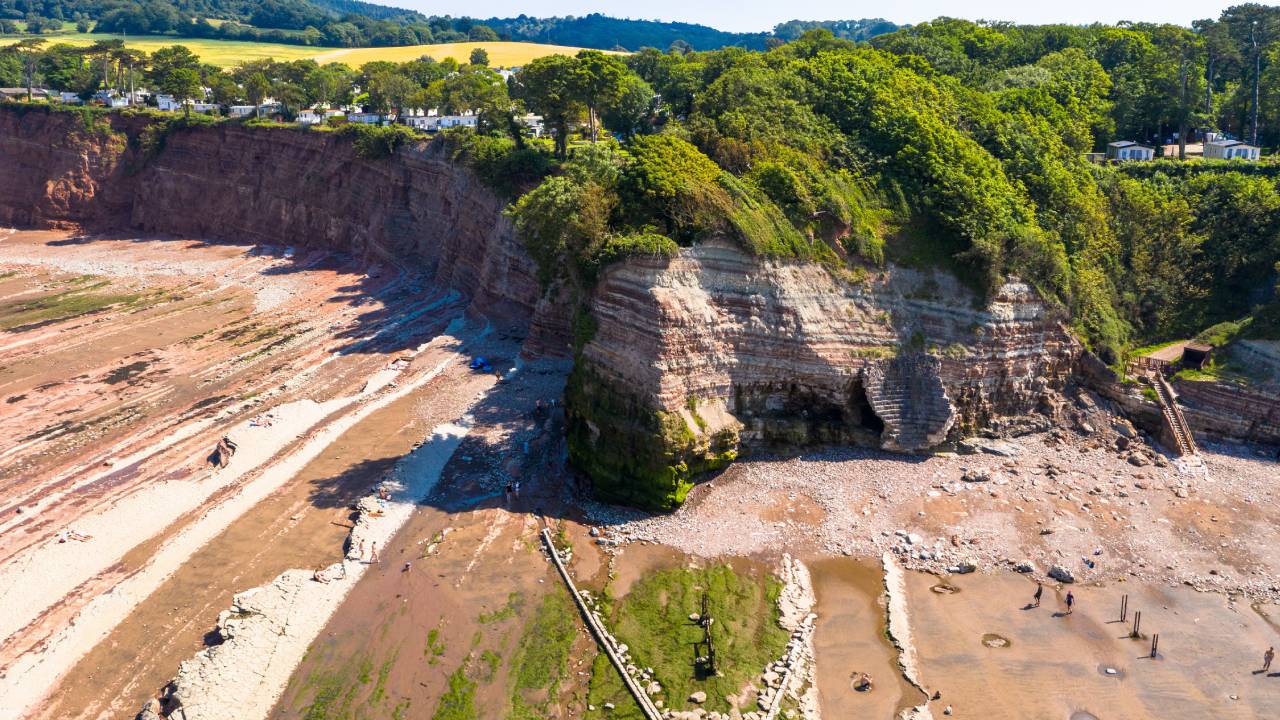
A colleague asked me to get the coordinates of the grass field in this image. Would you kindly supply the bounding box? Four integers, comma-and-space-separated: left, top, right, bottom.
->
0, 32, 602, 67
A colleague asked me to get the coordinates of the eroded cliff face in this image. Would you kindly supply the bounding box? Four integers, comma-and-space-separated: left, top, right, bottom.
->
570, 241, 1080, 508
1, 107, 1082, 510
0, 106, 547, 330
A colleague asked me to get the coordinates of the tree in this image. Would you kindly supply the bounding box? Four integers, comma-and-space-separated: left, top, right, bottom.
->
1193, 18, 1239, 119
573, 49, 627, 141
9, 39, 45, 100
243, 72, 270, 116
84, 39, 123, 94
304, 63, 354, 107
469, 47, 489, 67
206, 72, 240, 105
149, 45, 201, 98
75, 18, 90, 33
514, 54, 584, 157
1219, 5, 1279, 145
468, 24, 498, 42
366, 70, 415, 114
601, 73, 655, 138
161, 67, 202, 115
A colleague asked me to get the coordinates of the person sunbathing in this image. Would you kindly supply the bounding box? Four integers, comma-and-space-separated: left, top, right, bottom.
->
56, 529, 92, 543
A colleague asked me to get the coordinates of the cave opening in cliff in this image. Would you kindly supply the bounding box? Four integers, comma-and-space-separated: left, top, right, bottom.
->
849, 384, 885, 434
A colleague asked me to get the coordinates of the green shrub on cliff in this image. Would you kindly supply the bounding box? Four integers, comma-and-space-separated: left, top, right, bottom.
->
336, 122, 418, 160
442, 130, 556, 198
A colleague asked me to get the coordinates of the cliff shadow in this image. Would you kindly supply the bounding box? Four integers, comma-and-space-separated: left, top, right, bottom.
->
24, 229, 499, 357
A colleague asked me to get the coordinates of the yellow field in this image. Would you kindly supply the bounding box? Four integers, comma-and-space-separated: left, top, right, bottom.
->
0, 33, 603, 68
313, 41, 610, 67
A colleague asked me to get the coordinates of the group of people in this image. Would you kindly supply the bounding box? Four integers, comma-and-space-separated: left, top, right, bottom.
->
354, 539, 380, 564
1031, 582, 1074, 614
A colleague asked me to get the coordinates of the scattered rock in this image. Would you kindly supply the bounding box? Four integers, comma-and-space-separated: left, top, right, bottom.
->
1048, 566, 1075, 584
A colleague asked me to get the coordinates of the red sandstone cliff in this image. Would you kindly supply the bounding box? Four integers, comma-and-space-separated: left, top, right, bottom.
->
0, 106, 1086, 509
568, 240, 1082, 507
0, 107, 546, 332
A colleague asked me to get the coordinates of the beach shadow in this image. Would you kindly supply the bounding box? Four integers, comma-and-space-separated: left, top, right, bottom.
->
1052, 612, 1071, 618
1021, 603, 1041, 611
1267, 672, 1280, 677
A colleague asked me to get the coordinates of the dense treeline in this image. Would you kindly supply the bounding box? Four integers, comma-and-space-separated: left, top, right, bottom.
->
0, 0, 900, 51
868, 7, 1280, 150
494, 21, 1280, 366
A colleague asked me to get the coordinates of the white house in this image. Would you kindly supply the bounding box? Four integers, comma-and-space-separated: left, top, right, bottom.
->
57, 91, 83, 105
92, 90, 130, 108
403, 114, 437, 130
0, 87, 49, 101
156, 94, 181, 111
1105, 141, 1155, 161
228, 105, 256, 118
296, 109, 324, 125
517, 113, 544, 137
404, 113, 478, 132
191, 101, 219, 113
347, 112, 386, 125
1204, 139, 1260, 161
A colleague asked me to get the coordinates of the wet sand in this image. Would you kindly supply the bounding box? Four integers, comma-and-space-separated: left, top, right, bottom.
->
35, 356, 494, 719
903, 571, 1280, 719
273, 364, 575, 720
808, 558, 919, 718
0, 230, 485, 718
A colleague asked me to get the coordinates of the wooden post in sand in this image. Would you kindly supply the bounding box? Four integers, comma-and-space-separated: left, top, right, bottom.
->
1120, 594, 1128, 623
1131, 610, 1142, 638
1150, 633, 1159, 658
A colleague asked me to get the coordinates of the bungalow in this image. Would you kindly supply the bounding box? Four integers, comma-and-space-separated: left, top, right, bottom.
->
156, 94, 181, 111
91, 90, 130, 108
518, 113, 544, 137
228, 105, 257, 118
1204, 139, 1260, 161
404, 113, 478, 132
57, 91, 83, 105
191, 101, 219, 113
0, 87, 50, 101
347, 112, 386, 125
295, 109, 324, 125
1105, 141, 1154, 161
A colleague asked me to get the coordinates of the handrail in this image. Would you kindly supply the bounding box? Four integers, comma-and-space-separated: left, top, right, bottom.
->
540, 529, 664, 720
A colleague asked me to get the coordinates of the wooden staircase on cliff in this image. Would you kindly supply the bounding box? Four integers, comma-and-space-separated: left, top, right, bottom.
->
1151, 375, 1199, 457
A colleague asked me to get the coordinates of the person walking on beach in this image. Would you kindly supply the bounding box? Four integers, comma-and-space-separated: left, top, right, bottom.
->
370, 541, 380, 563
1033, 582, 1043, 608
356, 539, 365, 561
1264, 646, 1275, 672
1065, 591, 1075, 615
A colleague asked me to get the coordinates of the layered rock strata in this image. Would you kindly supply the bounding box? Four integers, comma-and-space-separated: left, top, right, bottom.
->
2, 107, 1083, 510
0, 105, 556, 343
570, 240, 1079, 508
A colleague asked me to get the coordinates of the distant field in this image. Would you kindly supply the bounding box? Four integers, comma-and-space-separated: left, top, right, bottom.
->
0, 33, 604, 67
312, 41, 610, 67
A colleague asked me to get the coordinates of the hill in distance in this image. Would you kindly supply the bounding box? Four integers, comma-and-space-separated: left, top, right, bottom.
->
1, 0, 899, 53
